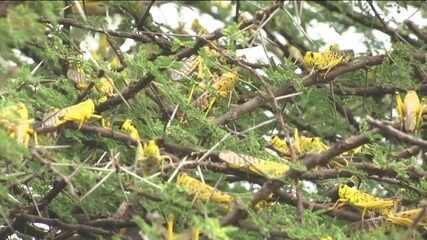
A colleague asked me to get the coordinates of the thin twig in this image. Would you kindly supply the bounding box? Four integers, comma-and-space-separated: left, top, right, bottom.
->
295, 182, 304, 223
104, 32, 127, 70
137, 0, 155, 30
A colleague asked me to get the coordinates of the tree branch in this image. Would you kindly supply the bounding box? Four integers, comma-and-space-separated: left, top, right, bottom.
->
367, 116, 427, 150
15, 214, 112, 236
405, 20, 427, 44
0, 180, 67, 238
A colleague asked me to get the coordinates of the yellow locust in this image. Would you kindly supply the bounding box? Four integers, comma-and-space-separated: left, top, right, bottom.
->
270, 128, 328, 158
386, 208, 427, 227
141, 140, 162, 175
176, 173, 234, 206
396, 90, 424, 133
336, 184, 396, 218
194, 71, 239, 115
219, 151, 289, 179
0, 102, 34, 147
303, 44, 353, 73
40, 99, 102, 129
120, 119, 144, 168
120, 121, 167, 176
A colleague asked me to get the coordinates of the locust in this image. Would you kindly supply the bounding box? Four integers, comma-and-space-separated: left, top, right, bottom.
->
0, 102, 34, 147
303, 44, 353, 74
386, 208, 427, 227
40, 99, 102, 129
194, 71, 239, 116
176, 173, 234, 206
270, 128, 328, 158
396, 90, 424, 133
335, 184, 396, 219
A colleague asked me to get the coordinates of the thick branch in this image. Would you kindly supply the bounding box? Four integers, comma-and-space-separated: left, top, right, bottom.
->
39, 18, 154, 43
277, 190, 361, 222
405, 20, 427, 44
300, 129, 377, 170
15, 214, 112, 236
367, 116, 427, 150
0, 180, 67, 238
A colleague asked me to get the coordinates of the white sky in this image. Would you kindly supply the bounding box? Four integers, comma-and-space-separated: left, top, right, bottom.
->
150, 3, 225, 33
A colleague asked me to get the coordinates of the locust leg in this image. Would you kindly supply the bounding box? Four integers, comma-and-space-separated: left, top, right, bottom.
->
187, 84, 197, 103
160, 155, 173, 175
327, 199, 347, 213
204, 97, 217, 117
33, 130, 38, 146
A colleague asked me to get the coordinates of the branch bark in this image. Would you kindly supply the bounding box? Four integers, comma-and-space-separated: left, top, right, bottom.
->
367, 116, 427, 150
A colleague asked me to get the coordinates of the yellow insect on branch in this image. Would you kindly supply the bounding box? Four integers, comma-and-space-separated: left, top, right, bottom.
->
58, 99, 100, 128
0, 102, 33, 147
337, 184, 397, 217
119, 121, 165, 176
386, 208, 427, 227
176, 173, 234, 206
120, 119, 144, 167
120, 119, 140, 141
144, 140, 161, 159
194, 70, 239, 115
95, 77, 114, 98
303, 44, 353, 73
395, 90, 424, 133
40, 99, 101, 129
270, 128, 328, 158
213, 71, 239, 98
219, 151, 289, 179
337, 185, 427, 228
140, 140, 164, 175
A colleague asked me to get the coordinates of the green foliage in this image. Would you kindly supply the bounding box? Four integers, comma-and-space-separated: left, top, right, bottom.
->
196, 217, 237, 240
0, 129, 28, 162
377, 43, 418, 90
223, 22, 249, 50
6, 5, 45, 47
